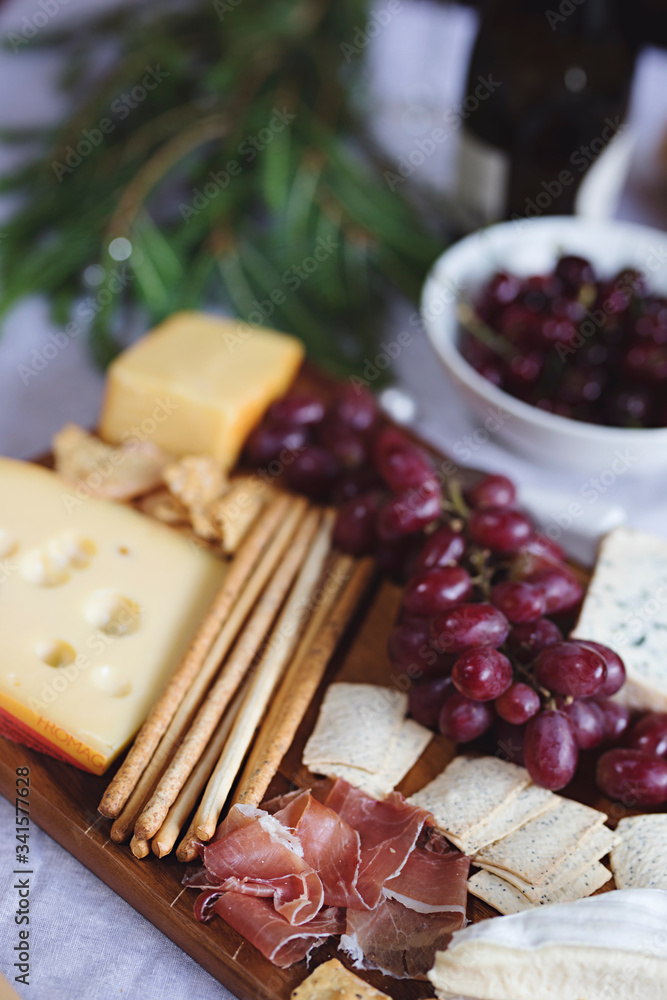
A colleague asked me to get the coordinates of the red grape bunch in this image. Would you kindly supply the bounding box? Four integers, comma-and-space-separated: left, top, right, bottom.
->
460, 254, 667, 428
245, 385, 628, 791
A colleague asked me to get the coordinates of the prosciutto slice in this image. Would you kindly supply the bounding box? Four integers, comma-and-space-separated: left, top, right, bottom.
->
199, 804, 324, 925
320, 779, 430, 907
273, 790, 366, 909
340, 896, 464, 979
196, 890, 345, 969
383, 830, 470, 916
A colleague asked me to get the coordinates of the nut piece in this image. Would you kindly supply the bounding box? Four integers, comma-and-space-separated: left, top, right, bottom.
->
53, 423, 169, 501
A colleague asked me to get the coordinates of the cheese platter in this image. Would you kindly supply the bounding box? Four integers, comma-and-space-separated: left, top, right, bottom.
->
1, 312, 667, 1000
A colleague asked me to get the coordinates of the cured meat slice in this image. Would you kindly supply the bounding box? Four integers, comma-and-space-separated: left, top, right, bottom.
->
383, 830, 470, 915
320, 779, 430, 907
196, 889, 345, 969
273, 790, 366, 909
340, 896, 463, 979
200, 805, 324, 925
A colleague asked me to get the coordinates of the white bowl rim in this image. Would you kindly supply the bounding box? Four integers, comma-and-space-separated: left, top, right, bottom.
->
422, 215, 667, 444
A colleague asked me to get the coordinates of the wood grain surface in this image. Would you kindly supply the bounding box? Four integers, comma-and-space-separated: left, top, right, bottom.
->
0, 365, 621, 998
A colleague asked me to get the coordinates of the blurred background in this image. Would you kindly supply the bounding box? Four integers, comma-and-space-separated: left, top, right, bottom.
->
0, 0, 666, 459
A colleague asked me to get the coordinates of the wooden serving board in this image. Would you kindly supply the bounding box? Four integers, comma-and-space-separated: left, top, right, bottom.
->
0, 367, 619, 1000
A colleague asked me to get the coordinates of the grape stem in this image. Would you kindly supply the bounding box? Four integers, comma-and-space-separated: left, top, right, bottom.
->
456, 302, 516, 361
447, 478, 470, 520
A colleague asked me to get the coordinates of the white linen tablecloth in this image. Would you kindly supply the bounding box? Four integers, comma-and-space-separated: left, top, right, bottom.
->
1, 1, 666, 998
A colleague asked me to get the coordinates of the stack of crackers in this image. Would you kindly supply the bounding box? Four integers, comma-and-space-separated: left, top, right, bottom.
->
302, 683, 433, 798
408, 756, 620, 915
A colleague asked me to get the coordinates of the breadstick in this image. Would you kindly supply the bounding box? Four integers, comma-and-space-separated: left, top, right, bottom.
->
194, 508, 332, 841
130, 835, 150, 859
98, 490, 289, 819
109, 494, 303, 836
175, 815, 200, 863
234, 554, 375, 808
152, 681, 248, 858
133, 497, 311, 841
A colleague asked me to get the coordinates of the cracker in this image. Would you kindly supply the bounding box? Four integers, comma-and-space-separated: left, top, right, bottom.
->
453, 783, 556, 855
478, 823, 619, 900
164, 455, 227, 508
53, 423, 168, 500
383, 718, 434, 789
291, 958, 390, 1000
468, 863, 612, 915
313, 763, 390, 799
612, 815, 667, 890
407, 756, 531, 842
475, 797, 607, 884
303, 684, 408, 775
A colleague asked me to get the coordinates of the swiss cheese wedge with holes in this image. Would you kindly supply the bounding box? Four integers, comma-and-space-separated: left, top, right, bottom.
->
0, 457, 226, 773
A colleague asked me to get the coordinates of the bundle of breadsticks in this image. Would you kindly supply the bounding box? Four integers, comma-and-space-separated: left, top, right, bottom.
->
97, 487, 375, 861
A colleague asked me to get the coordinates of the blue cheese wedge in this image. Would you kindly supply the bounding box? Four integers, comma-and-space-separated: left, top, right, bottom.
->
429, 889, 667, 999
572, 526, 667, 712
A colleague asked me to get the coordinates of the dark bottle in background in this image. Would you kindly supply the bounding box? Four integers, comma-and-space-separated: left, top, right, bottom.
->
454, 0, 638, 228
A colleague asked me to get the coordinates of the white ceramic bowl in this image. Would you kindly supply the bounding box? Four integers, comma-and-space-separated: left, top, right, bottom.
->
421, 216, 667, 473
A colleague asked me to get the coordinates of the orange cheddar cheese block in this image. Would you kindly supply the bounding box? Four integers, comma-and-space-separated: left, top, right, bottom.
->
98, 311, 304, 469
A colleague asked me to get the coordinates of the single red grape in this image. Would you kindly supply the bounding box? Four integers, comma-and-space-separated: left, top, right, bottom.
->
555, 254, 596, 290
375, 534, 424, 583
333, 467, 384, 504
510, 533, 566, 576
627, 712, 667, 758
507, 618, 563, 664
411, 525, 465, 574
559, 698, 605, 750
596, 749, 667, 806
285, 446, 339, 499
409, 675, 454, 728
495, 682, 541, 724
388, 620, 453, 678
525, 567, 583, 613
524, 709, 579, 790
328, 384, 378, 432
533, 641, 607, 697
318, 420, 368, 469
594, 698, 631, 743
468, 507, 532, 553
577, 641, 626, 697
266, 394, 325, 426
376, 487, 441, 540
333, 493, 380, 555
490, 580, 545, 623
377, 444, 439, 495
467, 474, 516, 509
245, 422, 308, 465
431, 602, 510, 654
494, 718, 526, 766
452, 647, 513, 701
439, 692, 494, 743
402, 566, 473, 618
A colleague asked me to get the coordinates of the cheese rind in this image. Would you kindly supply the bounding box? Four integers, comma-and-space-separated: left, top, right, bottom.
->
98, 312, 304, 469
0, 458, 226, 774
430, 889, 667, 1000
